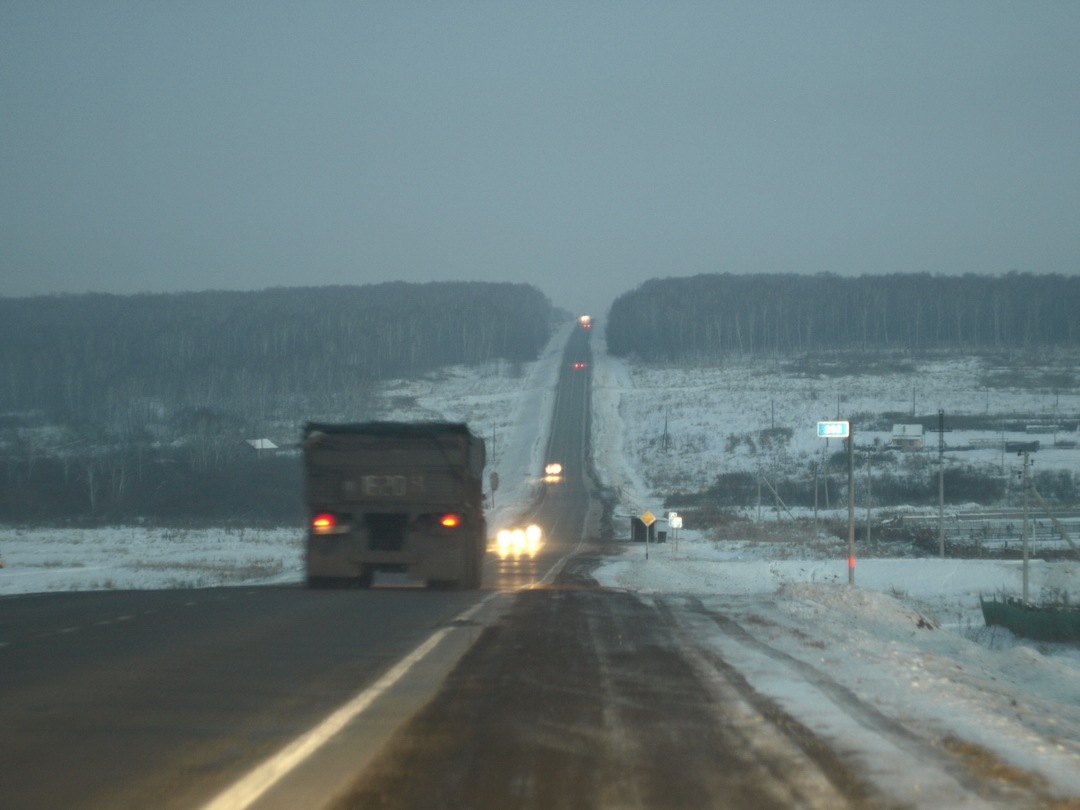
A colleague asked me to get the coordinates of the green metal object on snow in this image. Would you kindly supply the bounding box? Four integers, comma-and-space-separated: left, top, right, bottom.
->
980, 596, 1080, 643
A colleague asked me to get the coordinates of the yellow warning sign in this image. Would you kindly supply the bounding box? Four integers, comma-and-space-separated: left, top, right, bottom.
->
640, 510, 656, 527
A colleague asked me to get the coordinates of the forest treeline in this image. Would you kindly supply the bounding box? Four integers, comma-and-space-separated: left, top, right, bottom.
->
0, 281, 556, 427
0, 281, 558, 522
606, 272, 1080, 361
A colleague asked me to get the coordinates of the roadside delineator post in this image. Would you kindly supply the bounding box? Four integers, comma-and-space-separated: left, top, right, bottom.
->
668, 512, 682, 554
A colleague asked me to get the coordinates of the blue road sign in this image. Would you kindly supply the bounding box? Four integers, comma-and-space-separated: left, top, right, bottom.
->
817, 421, 850, 439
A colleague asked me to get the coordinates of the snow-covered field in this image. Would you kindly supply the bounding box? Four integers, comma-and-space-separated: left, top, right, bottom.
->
598, 343, 1080, 506
588, 322, 1080, 804
2, 318, 1079, 802
0, 525, 303, 594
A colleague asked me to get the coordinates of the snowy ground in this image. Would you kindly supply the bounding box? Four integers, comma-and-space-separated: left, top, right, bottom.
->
2, 318, 1079, 802
593, 537, 1080, 801
598, 337, 1080, 517
0, 525, 302, 594
588, 321, 1080, 805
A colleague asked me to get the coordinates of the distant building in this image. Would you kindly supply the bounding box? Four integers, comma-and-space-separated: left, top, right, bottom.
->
1005, 440, 1040, 454
245, 438, 278, 455
890, 424, 924, 450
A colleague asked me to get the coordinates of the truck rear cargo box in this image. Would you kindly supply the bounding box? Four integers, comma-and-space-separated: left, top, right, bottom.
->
302, 421, 486, 589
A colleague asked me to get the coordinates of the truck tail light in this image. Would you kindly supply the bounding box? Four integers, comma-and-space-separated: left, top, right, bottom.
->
311, 512, 337, 531
439, 513, 462, 528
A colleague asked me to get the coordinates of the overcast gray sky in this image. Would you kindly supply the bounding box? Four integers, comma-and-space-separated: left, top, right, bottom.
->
2, 2, 1078, 316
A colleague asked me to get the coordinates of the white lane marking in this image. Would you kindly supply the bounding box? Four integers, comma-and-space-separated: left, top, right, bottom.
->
535, 534, 587, 588
38, 626, 80, 639
199, 595, 495, 810
95, 615, 134, 626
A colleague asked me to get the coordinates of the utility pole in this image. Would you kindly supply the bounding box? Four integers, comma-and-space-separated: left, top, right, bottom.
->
938, 409, 945, 558
866, 449, 872, 548
1022, 451, 1031, 603
817, 419, 854, 585
847, 426, 855, 586
928, 409, 951, 559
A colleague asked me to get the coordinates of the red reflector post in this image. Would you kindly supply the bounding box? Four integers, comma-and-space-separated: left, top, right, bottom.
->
312, 513, 336, 530
440, 513, 461, 528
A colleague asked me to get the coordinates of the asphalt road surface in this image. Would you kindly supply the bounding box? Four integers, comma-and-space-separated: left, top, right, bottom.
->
328, 550, 887, 810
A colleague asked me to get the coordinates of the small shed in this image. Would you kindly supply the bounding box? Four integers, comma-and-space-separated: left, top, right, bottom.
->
245, 438, 278, 455
890, 424, 924, 450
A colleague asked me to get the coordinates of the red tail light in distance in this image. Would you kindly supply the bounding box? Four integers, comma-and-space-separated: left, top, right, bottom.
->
311, 512, 337, 531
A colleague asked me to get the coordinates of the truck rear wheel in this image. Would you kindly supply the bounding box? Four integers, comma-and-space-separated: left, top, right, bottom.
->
462, 548, 482, 590
307, 575, 345, 589
426, 544, 482, 590
308, 571, 372, 589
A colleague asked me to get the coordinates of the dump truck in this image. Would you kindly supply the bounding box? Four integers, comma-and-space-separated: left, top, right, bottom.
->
302, 421, 486, 589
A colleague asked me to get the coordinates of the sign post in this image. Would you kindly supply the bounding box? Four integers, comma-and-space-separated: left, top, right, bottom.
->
640, 510, 656, 560
817, 421, 855, 585
668, 512, 682, 554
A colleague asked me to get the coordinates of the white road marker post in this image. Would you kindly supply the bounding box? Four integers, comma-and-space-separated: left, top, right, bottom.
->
669, 512, 682, 555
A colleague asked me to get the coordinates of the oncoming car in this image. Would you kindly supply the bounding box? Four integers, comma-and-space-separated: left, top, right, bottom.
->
494, 524, 543, 558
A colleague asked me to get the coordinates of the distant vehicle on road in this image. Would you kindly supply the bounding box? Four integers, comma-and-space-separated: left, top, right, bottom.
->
303, 421, 486, 589
543, 461, 563, 483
